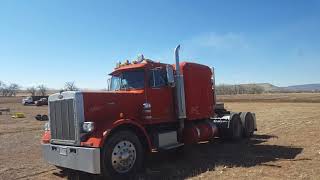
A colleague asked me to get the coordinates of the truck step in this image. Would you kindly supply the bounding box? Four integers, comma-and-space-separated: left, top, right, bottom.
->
158, 143, 184, 151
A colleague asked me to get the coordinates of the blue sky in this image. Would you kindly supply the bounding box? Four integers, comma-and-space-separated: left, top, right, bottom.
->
0, 0, 319, 89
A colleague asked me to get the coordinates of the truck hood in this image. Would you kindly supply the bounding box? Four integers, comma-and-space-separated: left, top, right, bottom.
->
82, 90, 145, 130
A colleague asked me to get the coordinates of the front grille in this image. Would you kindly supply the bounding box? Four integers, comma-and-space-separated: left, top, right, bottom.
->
49, 99, 76, 143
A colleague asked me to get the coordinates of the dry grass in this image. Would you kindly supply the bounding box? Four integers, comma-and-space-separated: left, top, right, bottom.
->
0, 94, 320, 180
0, 97, 21, 104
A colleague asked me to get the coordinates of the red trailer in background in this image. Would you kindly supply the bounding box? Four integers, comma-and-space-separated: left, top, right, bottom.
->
41, 45, 257, 179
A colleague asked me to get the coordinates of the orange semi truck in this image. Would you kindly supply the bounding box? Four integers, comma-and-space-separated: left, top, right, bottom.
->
42, 45, 257, 179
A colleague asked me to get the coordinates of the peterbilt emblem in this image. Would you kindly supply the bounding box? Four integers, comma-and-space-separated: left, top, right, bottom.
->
58, 94, 63, 99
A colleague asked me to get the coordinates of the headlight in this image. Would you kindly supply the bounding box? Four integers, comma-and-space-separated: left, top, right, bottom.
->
44, 122, 50, 131
82, 122, 95, 133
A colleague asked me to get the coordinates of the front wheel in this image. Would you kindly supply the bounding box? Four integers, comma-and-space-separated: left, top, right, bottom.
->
102, 130, 144, 179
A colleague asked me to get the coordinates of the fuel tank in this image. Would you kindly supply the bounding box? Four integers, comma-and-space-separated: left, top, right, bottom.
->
182, 121, 219, 144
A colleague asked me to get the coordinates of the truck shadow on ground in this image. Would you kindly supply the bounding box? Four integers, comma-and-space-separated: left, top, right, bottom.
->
54, 134, 303, 180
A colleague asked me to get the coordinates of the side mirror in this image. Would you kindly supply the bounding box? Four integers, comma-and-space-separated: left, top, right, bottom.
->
166, 65, 175, 87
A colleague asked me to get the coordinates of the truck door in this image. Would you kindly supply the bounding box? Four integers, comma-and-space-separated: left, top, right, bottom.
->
146, 67, 176, 124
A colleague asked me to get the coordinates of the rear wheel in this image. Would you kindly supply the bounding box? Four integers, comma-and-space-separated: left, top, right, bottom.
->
222, 113, 243, 141
240, 112, 255, 137
41, 115, 49, 121
102, 130, 144, 179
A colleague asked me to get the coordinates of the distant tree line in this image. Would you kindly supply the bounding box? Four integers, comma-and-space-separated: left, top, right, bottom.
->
0, 81, 79, 97
215, 84, 265, 95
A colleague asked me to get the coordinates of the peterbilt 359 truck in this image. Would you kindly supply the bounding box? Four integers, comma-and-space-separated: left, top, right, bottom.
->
42, 45, 257, 179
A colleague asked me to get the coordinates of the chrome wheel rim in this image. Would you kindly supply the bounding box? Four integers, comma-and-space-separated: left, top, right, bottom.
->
111, 140, 136, 173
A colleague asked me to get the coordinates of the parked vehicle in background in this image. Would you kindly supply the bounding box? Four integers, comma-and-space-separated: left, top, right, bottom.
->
22, 96, 49, 105
35, 98, 48, 106
41, 45, 257, 179
22, 96, 33, 105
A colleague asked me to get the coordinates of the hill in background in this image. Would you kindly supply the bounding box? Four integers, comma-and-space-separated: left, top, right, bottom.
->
240, 83, 281, 92
215, 83, 320, 95
240, 83, 320, 92
283, 84, 320, 92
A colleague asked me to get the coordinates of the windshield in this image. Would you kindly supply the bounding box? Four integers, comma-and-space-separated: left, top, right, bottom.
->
109, 70, 145, 91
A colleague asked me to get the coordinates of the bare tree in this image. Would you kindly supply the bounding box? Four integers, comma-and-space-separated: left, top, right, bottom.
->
1, 88, 10, 96
64, 82, 79, 91
8, 83, 20, 96
0, 82, 21, 97
27, 86, 37, 96
37, 85, 48, 96
0, 81, 3, 96
0, 81, 8, 96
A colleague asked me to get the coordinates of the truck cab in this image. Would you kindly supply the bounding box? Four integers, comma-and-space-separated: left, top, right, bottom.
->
108, 60, 177, 124
42, 46, 257, 179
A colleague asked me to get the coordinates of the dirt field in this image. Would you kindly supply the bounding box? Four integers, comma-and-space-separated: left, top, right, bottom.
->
1, 94, 320, 180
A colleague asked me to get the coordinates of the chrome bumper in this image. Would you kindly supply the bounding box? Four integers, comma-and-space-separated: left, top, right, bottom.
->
42, 144, 101, 174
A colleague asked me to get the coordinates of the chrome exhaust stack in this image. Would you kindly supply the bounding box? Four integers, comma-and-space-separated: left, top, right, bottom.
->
174, 45, 186, 129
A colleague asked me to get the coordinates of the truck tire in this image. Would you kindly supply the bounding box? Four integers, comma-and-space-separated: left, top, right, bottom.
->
41, 115, 49, 121
35, 114, 42, 121
240, 112, 255, 138
222, 113, 243, 141
102, 130, 144, 179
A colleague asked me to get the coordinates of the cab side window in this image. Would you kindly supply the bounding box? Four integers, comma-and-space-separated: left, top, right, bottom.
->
149, 68, 168, 88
